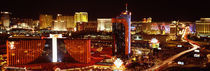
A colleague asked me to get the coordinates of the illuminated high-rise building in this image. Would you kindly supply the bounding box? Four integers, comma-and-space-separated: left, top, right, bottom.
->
1, 12, 11, 28
32, 20, 39, 29
143, 18, 147, 23
53, 20, 67, 31
53, 14, 67, 31
56, 14, 74, 29
74, 12, 88, 31
147, 17, 152, 23
66, 16, 75, 29
39, 14, 53, 29
112, 4, 131, 57
196, 18, 210, 37
97, 18, 112, 32
74, 12, 88, 23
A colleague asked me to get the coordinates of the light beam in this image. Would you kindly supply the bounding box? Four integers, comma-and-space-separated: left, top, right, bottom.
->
52, 37, 57, 62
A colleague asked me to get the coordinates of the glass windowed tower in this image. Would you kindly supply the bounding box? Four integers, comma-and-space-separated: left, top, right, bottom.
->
112, 6, 131, 57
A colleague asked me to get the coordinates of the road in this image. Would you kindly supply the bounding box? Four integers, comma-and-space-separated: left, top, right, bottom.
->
145, 26, 200, 71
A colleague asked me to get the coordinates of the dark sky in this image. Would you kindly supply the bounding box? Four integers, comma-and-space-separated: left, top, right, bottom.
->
1, 0, 210, 21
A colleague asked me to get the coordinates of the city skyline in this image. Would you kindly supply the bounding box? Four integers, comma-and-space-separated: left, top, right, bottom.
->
0, 0, 210, 70
1, 0, 210, 21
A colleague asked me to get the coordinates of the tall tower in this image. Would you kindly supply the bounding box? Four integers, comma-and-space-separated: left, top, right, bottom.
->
112, 3, 131, 57
53, 14, 72, 31
56, 14, 74, 30
1, 12, 11, 28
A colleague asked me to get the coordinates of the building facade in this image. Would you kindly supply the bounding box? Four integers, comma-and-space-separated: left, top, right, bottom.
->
39, 14, 53, 29
74, 12, 88, 32
74, 12, 88, 23
112, 10, 131, 57
196, 18, 210, 37
64, 39, 91, 63
97, 18, 112, 32
76, 22, 98, 32
53, 20, 67, 31
1, 12, 11, 28
56, 14, 75, 29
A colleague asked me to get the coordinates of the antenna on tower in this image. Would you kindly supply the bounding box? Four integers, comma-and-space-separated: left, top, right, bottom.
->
125, 3, 128, 12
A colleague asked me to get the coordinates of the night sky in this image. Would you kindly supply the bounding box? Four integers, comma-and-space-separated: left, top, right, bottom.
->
1, 0, 210, 21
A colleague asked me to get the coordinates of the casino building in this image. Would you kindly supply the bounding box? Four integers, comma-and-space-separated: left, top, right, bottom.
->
112, 4, 131, 57
196, 18, 210, 37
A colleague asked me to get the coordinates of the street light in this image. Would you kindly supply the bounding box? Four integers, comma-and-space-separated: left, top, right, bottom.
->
113, 58, 125, 71
9, 41, 15, 50
114, 58, 123, 68
151, 38, 158, 43
150, 38, 159, 49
